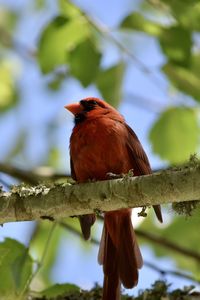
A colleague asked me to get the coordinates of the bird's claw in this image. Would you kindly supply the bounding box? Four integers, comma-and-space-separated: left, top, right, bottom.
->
106, 172, 123, 180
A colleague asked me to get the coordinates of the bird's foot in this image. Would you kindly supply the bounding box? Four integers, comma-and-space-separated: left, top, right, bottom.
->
106, 172, 123, 179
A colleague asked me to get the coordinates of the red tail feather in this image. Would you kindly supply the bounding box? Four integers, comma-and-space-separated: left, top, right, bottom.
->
99, 209, 143, 299
101, 225, 120, 300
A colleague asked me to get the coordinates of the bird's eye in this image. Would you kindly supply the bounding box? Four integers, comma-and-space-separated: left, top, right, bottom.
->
80, 99, 98, 111
89, 100, 97, 105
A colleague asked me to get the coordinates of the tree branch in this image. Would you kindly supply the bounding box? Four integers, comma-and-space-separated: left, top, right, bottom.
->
136, 229, 200, 263
0, 162, 67, 185
0, 161, 200, 224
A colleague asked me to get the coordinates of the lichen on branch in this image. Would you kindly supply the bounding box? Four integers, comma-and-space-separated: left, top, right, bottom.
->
0, 158, 200, 224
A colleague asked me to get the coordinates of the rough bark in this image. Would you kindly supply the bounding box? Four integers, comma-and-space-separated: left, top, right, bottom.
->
0, 162, 200, 224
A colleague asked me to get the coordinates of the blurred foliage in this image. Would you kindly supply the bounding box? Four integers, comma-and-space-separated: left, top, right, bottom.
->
96, 63, 125, 108
0, 60, 19, 113
40, 283, 80, 298
140, 206, 200, 280
149, 107, 199, 163
0, 0, 200, 297
0, 238, 33, 298
0, 6, 18, 44
38, 16, 90, 74
23, 281, 200, 299
68, 39, 101, 87
0, 6, 19, 115
29, 221, 63, 286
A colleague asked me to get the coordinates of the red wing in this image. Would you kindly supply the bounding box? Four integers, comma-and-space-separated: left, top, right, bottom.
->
70, 157, 96, 238
125, 124, 152, 176
70, 157, 77, 181
125, 124, 163, 223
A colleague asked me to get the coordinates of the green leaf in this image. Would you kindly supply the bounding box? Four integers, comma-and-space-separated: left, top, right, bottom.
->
120, 12, 163, 36
96, 63, 125, 108
0, 7, 18, 33
162, 0, 199, 25
41, 283, 79, 297
0, 238, 33, 297
47, 147, 61, 168
190, 53, 200, 78
69, 39, 101, 87
38, 15, 90, 73
159, 26, 191, 66
0, 60, 18, 112
11, 249, 32, 293
58, 0, 82, 18
174, 3, 200, 31
163, 61, 200, 102
161, 0, 200, 30
149, 107, 199, 163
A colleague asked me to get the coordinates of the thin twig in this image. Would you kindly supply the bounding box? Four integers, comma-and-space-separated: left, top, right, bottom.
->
0, 162, 68, 185
60, 221, 99, 245
0, 163, 40, 185
59, 221, 200, 285
0, 26, 36, 60
136, 229, 200, 263
144, 260, 200, 285
125, 92, 166, 113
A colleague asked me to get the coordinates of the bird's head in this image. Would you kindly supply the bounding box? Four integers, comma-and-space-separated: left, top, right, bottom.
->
64, 97, 117, 125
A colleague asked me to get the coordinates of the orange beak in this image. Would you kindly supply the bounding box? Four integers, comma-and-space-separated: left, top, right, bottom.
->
64, 102, 82, 115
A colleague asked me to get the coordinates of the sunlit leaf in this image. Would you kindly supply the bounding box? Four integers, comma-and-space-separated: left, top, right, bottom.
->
173, 3, 200, 31
41, 283, 79, 297
47, 147, 61, 168
69, 39, 101, 87
120, 12, 163, 36
163, 61, 200, 102
0, 7, 18, 35
149, 107, 199, 163
159, 26, 191, 66
11, 249, 32, 293
58, 0, 82, 18
38, 16, 90, 73
96, 63, 125, 108
191, 53, 200, 78
0, 60, 18, 112
0, 238, 33, 297
162, 0, 199, 22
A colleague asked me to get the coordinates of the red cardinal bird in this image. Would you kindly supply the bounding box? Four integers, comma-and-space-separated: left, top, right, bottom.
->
65, 97, 162, 300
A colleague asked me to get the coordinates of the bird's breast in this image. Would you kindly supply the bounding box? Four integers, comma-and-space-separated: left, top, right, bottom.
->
70, 118, 132, 182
